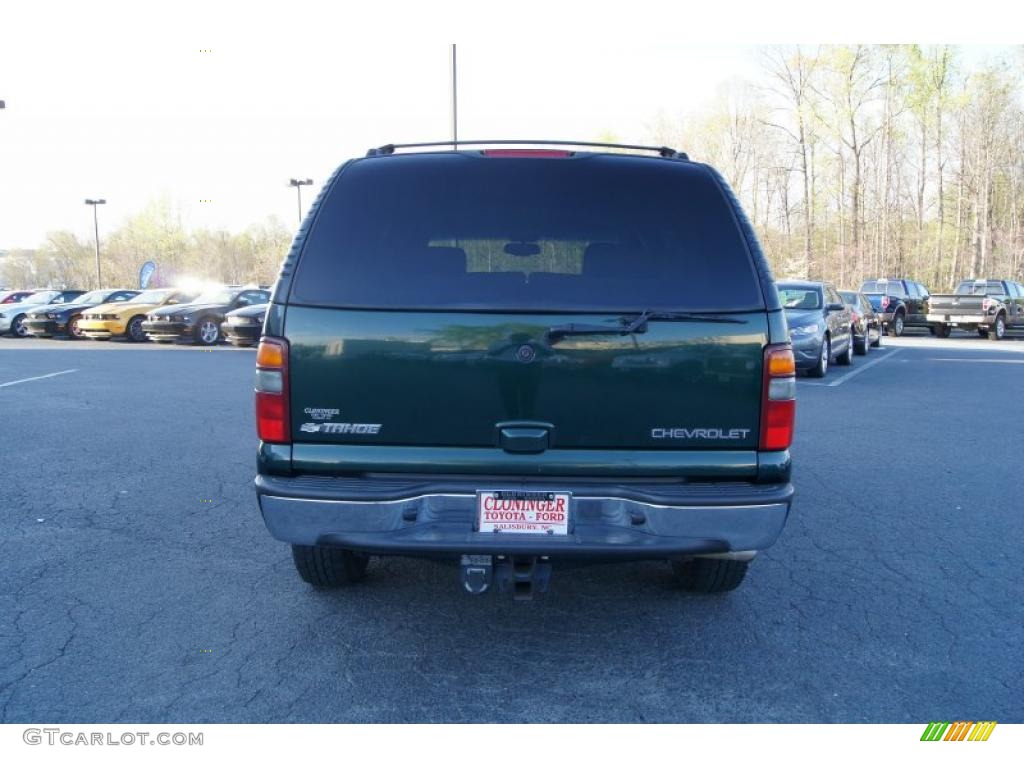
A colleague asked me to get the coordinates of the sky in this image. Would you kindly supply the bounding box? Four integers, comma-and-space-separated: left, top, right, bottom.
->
0, 3, 1019, 251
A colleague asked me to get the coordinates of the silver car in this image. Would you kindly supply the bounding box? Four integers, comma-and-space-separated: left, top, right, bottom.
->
777, 280, 855, 378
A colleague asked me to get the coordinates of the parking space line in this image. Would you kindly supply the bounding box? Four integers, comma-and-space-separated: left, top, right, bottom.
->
927, 358, 1024, 364
0, 369, 79, 388
798, 349, 900, 387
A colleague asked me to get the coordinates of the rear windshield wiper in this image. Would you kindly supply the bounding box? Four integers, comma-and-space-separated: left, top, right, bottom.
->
545, 310, 743, 342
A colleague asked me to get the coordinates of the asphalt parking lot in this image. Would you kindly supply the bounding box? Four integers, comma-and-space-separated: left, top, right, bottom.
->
1, 332, 1022, 723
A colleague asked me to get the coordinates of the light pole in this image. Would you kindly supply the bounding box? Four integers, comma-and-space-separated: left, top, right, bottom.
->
85, 199, 106, 288
450, 44, 457, 149
289, 178, 313, 225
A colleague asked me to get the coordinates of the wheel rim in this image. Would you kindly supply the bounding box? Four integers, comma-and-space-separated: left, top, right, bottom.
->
70, 318, 82, 338
200, 321, 218, 343
996, 318, 1005, 338
895, 316, 904, 335
821, 340, 829, 374
129, 318, 144, 341
15, 317, 27, 337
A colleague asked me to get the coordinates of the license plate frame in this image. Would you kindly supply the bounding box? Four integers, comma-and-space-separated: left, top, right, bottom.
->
476, 490, 572, 536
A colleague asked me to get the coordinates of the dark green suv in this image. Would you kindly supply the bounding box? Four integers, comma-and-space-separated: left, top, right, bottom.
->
255, 141, 795, 598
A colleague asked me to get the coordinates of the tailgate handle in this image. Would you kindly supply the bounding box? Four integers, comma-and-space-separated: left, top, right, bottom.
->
497, 423, 552, 454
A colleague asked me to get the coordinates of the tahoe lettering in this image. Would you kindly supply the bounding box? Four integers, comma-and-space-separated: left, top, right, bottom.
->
300, 423, 382, 435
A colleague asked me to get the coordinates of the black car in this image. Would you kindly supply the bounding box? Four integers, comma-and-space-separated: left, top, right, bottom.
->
141, 286, 271, 345
221, 303, 267, 347
839, 290, 882, 354
858, 278, 930, 336
926, 279, 1024, 340
24, 289, 140, 339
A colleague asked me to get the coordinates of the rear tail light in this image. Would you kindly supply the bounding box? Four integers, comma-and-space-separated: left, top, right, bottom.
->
982, 298, 993, 312
760, 344, 796, 451
851, 310, 860, 323
255, 337, 289, 443
880, 296, 890, 310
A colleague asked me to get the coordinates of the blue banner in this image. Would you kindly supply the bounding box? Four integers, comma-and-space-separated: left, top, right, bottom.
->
139, 261, 157, 289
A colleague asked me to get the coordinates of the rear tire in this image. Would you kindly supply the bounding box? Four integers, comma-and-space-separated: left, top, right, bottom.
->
837, 332, 854, 365
871, 329, 882, 348
988, 315, 1006, 341
291, 545, 369, 587
977, 327, 988, 338
808, 336, 829, 378
672, 558, 749, 593
934, 324, 951, 338
887, 311, 905, 337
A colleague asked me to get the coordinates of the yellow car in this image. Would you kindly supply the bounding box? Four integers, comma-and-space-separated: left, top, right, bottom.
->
79, 287, 199, 341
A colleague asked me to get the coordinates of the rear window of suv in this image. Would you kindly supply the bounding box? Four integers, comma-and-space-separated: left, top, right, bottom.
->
955, 281, 1006, 295
859, 280, 906, 297
777, 286, 822, 310
289, 154, 765, 313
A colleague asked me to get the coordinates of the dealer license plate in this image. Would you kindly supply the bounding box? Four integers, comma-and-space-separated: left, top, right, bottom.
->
476, 490, 571, 535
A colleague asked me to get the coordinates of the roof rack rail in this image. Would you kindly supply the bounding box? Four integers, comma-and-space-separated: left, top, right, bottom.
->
366, 139, 687, 160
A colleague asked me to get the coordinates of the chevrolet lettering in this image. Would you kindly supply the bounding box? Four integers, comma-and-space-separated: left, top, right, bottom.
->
651, 428, 752, 440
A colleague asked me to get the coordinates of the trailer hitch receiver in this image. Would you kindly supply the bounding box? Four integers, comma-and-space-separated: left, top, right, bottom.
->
496, 555, 551, 601
460, 555, 552, 600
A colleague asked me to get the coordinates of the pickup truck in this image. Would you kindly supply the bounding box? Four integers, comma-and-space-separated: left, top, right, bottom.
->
926, 279, 1024, 340
858, 278, 931, 337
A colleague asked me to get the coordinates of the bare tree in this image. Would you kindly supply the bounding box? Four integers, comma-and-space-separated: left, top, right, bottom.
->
813, 45, 885, 282
761, 46, 820, 278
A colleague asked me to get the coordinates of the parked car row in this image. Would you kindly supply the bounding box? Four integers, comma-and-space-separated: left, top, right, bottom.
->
0, 286, 270, 346
776, 275, 1024, 378
140, 286, 270, 345
857, 276, 1024, 340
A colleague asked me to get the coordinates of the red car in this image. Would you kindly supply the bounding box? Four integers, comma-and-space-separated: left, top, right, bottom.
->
0, 290, 35, 304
